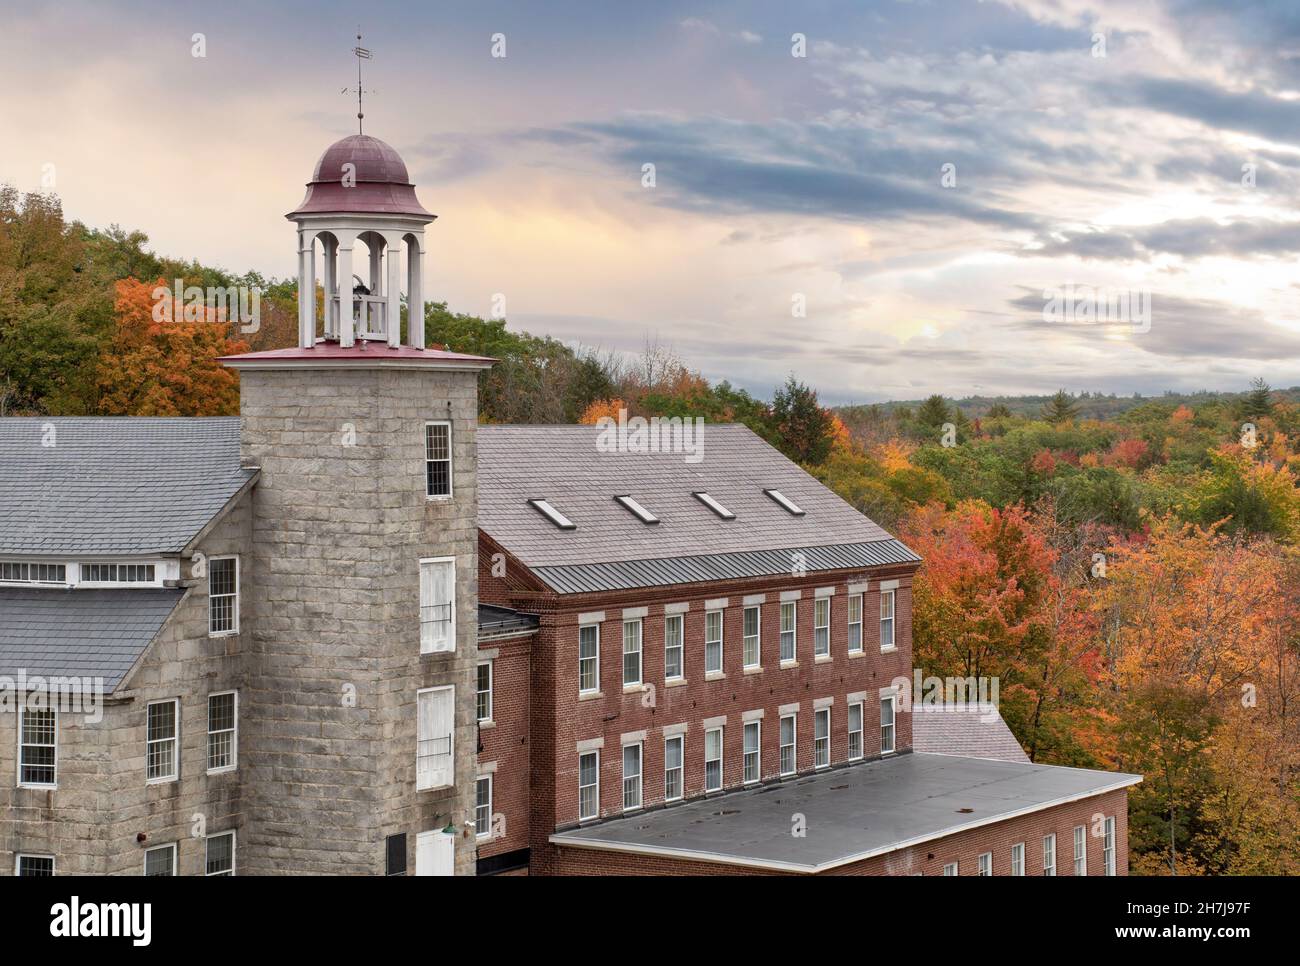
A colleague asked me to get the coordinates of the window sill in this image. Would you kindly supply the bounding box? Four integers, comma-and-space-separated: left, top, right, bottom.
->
209, 630, 239, 639
622, 683, 646, 694
478, 719, 496, 729
704, 671, 725, 681
206, 766, 237, 776
814, 654, 832, 664
779, 659, 798, 669
846, 650, 865, 659
424, 494, 454, 502
880, 645, 898, 654
146, 777, 178, 786
881, 749, 896, 757
578, 691, 605, 701
17, 783, 56, 791
421, 647, 457, 657
665, 678, 688, 688
743, 665, 763, 675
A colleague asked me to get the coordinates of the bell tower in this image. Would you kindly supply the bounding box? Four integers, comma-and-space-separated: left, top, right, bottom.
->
286, 133, 433, 349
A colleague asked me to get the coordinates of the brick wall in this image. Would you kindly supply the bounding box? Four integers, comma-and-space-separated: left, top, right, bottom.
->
475, 630, 533, 863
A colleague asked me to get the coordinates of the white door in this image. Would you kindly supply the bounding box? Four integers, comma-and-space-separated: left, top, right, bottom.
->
415, 830, 455, 876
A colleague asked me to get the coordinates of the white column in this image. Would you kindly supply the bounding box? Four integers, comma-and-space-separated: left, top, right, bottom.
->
322, 235, 337, 341
337, 245, 355, 347
369, 239, 382, 294
304, 236, 317, 346
297, 231, 313, 348
387, 237, 402, 348
407, 236, 424, 349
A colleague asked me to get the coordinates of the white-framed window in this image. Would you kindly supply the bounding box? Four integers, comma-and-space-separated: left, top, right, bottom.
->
1011, 842, 1025, 876
704, 727, 723, 792
579, 750, 600, 820
83, 562, 158, 584
742, 605, 760, 668
144, 843, 176, 876
880, 693, 896, 754
205, 831, 235, 876
978, 852, 992, 876
1073, 825, 1087, 875
416, 686, 455, 790
664, 614, 684, 681
146, 699, 179, 783
15, 854, 54, 876
18, 706, 56, 787
208, 556, 238, 635
475, 775, 493, 838
847, 593, 863, 653
779, 601, 796, 662
847, 701, 864, 761
1043, 834, 1057, 876
622, 619, 642, 687
622, 742, 642, 811
0, 561, 67, 585
779, 714, 797, 776
942, 861, 958, 876
743, 721, 761, 784
206, 691, 237, 773
424, 420, 452, 498
705, 609, 723, 674
419, 557, 456, 653
813, 597, 830, 657
814, 707, 830, 768
476, 662, 493, 722
664, 735, 683, 801
579, 623, 600, 694
1103, 816, 1116, 876
880, 589, 896, 650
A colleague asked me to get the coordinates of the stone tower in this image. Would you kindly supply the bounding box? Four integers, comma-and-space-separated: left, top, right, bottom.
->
223, 133, 493, 875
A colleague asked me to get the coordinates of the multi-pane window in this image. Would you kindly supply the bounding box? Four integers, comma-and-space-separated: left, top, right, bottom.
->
579, 623, 600, 693
419, 557, 455, 653
578, 750, 600, 820
779, 601, 796, 662
622, 619, 643, 687
704, 727, 723, 792
880, 694, 896, 754
847, 594, 863, 653
205, 831, 235, 876
0, 561, 66, 584
144, 843, 176, 876
880, 589, 896, 649
1011, 842, 1025, 876
704, 610, 723, 674
847, 701, 864, 760
664, 614, 684, 681
779, 714, 797, 776
475, 776, 493, 838
622, 743, 642, 811
813, 598, 830, 657
664, 735, 683, 801
742, 605, 760, 668
146, 699, 178, 782
18, 707, 56, 786
1073, 825, 1087, 875
424, 421, 452, 497
83, 563, 156, 583
476, 662, 493, 722
743, 721, 760, 783
1103, 816, 1116, 876
814, 708, 830, 768
206, 692, 237, 772
209, 557, 238, 635
943, 862, 958, 876
416, 686, 455, 790
16, 855, 54, 876
978, 852, 992, 876
1043, 834, 1057, 876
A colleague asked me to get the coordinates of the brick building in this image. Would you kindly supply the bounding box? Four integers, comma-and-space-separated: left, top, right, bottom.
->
0, 132, 1140, 875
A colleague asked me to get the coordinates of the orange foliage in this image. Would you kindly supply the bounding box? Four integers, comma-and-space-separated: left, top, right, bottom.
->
578, 397, 627, 425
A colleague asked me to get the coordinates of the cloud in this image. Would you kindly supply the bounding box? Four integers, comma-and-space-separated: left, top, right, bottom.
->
1030, 219, 1300, 260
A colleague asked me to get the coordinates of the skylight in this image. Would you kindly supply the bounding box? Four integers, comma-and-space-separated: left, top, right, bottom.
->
529, 499, 576, 530
693, 492, 735, 520
615, 495, 659, 524
764, 489, 806, 516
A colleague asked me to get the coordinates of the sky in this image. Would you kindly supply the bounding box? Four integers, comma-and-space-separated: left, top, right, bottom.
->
3, 0, 1300, 404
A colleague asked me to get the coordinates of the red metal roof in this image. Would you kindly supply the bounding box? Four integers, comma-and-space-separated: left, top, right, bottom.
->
286, 134, 434, 220
220, 343, 495, 367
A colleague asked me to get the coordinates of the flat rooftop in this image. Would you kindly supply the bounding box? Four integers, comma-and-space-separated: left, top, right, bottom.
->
550, 752, 1141, 873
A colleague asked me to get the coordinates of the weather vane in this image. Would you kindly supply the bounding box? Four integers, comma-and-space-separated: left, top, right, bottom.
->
343, 30, 374, 134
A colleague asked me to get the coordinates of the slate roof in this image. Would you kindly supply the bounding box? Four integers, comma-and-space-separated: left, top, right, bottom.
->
0, 417, 255, 556
477, 603, 540, 638
0, 587, 186, 690
550, 752, 1141, 873
912, 705, 1031, 763
478, 424, 919, 593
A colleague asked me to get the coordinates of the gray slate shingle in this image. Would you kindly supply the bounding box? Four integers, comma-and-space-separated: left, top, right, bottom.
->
911, 705, 1030, 763
0, 587, 185, 690
0, 417, 254, 556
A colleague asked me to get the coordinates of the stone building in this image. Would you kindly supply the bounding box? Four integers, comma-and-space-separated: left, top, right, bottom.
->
0, 132, 1141, 876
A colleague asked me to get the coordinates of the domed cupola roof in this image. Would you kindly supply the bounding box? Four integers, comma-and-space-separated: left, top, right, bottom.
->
286, 134, 434, 220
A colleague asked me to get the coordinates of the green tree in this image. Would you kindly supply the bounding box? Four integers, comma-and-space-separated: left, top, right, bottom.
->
771, 375, 835, 465
1237, 378, 1273, 421
1040, 389, 1079, 425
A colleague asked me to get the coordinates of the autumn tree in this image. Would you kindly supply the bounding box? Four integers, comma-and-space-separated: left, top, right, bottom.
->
771, 375, 836, 465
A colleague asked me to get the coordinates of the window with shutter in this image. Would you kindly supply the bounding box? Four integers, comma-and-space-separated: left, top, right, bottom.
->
417, 686, 455, 789
419, 557, 456, 653
415, 829, 454, 876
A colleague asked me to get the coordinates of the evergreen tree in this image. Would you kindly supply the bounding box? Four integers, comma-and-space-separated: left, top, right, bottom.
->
1238, 378, 1274, 421
916, 394, 952, 429
1041, 389, 1079, 424
771, 375, 836, 465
